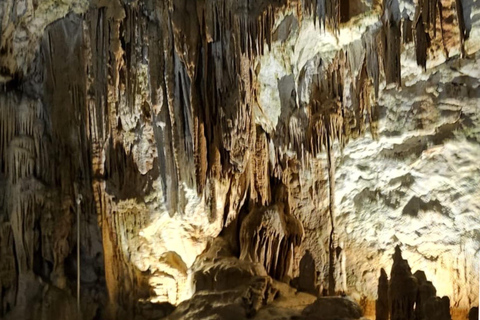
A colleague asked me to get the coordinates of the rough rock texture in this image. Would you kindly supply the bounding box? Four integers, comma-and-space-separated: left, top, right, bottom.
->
335, 51, 480, 317
167, 237, 277, 319
301, 296, 364, 319
239, 186, 304, 282
376, 245, 455, 320
0, 0, 479, 319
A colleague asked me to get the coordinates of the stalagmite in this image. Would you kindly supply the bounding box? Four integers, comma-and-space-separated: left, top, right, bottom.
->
414, 270, 437, 320
389, 246, 418, 320
469, 307, 479, 320
376, 269, 389, 320
381, 246, 460, 320
424, 296, 452, 320
293, 250, 319, 295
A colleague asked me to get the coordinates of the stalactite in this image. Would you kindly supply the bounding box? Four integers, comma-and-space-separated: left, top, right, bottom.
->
240, 186, 303, 281
9, 186, 39, 274
7, 137, 35, 185
403, 18, 414, 43
252, 126, 271, 206
303, 0, 341, 31
194, 115, 208, 194
420, 0, 440, 42
0, 84, 77, 319
0, 222, 17, 315
326, 0, 341, 32
308, 110, 328, 155
0, 96, 16, 172
382, 0, 402, 86
348, 59, 377, 140
308, 99, 344, 155
327, 129, 336, 296
75, 194, 81, 316
363, 31, 381, 98
455, 0, 467, 51
347, 39, 366, 79
303, 0, 320, 28
439, 0, 464, 57
289, 106, 309, 153
415, 0, 466, 66
415, 12, 429, 70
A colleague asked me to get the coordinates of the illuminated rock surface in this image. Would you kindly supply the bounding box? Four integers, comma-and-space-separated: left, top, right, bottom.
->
0, 0, 479, 319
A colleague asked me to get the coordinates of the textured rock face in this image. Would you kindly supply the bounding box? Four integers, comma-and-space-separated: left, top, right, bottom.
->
335, 52, 480, 315
377, 247, 454, 320
301, 296, 364, 320
239, 190, 304, 281
0, 0, 479, 319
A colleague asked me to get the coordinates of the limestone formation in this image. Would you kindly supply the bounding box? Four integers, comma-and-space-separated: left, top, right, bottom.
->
301, 296, 364, 319
169, 237, 277, 319
389, 246, 419, 320
239, 186, 304, 281
0, 0, 479, 319
379, 246, 457, 320
376, 268, 389, 320
469, 307, 479, 320
424, 296, 452, 320
414, 270, 437, 320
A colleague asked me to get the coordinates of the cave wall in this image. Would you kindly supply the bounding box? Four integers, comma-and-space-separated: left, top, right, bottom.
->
0, 11, 104, 320
0, 0, 479, 319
